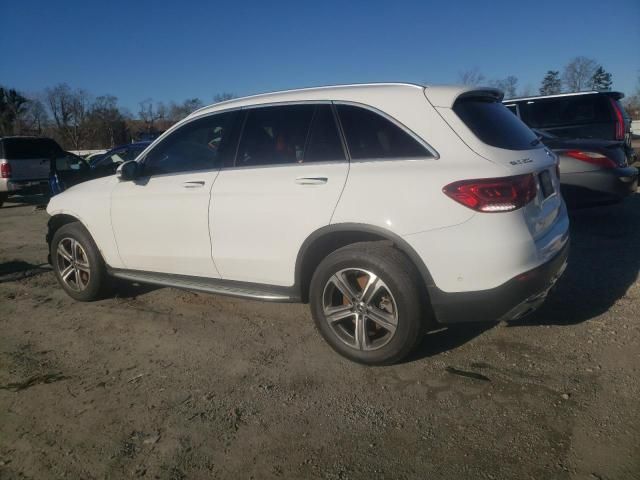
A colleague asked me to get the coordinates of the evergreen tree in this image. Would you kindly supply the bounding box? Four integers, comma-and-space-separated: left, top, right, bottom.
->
590, 66, 613, 91
539, 71, 562, 95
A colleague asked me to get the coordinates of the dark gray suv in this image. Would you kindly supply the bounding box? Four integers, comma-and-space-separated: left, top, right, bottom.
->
504, 91, 636, 165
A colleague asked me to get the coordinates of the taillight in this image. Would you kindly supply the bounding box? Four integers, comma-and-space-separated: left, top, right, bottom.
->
609, 98, 625, 141
565, 150, 617, 169
0, 162, 11, 179
443, 174, 537, 213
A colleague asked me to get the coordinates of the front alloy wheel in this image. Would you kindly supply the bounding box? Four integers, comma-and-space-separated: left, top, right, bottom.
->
51, 221, 111, 301
56, 237, 91, 291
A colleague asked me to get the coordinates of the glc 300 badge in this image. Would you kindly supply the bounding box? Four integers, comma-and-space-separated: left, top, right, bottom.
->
509, 158, 533, 165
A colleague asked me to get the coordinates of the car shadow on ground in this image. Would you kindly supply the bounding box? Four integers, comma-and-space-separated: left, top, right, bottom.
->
112, 280, 160, 299
509, 192, 640, 327
405, 322, 495, 363
1, 193, 49, 209
0, 261, 52, 283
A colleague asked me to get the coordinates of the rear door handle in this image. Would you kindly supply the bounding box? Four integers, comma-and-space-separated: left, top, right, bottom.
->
295, 177, 328, 185
182, 180, 205, 188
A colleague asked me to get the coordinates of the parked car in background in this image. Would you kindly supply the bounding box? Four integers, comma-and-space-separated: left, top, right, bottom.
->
89, 142, 151, 169
50, 142, 152, 195
84, 151, 107, 164
533, 129, 638, 207
0, 136, 62, 207
504, 91, 637, 166
46, 83, 569, 365
48, 152, 92, 196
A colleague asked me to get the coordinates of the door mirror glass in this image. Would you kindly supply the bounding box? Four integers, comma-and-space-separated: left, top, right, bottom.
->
116, 160, 141, 181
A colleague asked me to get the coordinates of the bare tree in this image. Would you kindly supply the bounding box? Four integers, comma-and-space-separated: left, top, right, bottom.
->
490, 76, 519, 99
622, 74, 640, 120
67, 89, 91, 150
519, 84, 534, 98
167, 98, 204, 123
562, 57, 598, 92
46, 84, 92, 149
86, 95, 129, 148
21, 97, 49, 135
138, 98, 165, 133
458, 68, 485, 86
213, 92, 236, 103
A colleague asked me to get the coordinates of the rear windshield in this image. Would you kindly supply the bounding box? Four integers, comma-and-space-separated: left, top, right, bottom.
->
1, 138, 63, 160
519, 95, 611, 128
453, 97, 539, 150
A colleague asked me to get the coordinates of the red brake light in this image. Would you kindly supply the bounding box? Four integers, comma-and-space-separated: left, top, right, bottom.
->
0, 162, 11, 179
443, 174, 537, 213
565, 150, 617, 169
609, 98, 625, 141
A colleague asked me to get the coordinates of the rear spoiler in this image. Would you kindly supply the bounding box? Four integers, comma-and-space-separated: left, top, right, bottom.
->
424, 86, 504, 108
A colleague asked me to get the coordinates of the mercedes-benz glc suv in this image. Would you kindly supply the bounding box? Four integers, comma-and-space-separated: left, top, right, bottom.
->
46, 83, 569, 365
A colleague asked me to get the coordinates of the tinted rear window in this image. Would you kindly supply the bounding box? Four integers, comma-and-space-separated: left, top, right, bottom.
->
453, 97, 539, 150
519, 95, 611, 128
1, 138, 63, 160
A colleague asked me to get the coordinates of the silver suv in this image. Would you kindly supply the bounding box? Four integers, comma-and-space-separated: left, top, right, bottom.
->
0, 136, 59, 206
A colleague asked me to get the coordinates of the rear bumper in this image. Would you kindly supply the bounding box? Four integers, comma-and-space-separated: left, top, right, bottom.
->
560, 167, 638, 207
0, 178, 49, 193
428, 240, 569, 324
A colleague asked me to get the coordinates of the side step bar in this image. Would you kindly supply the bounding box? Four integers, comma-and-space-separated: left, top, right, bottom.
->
109, 269, 299, 303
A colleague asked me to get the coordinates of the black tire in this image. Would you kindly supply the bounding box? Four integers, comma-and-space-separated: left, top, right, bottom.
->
0, 192, 8, 207
50, 222, 112, 301
309, 242, 426, 365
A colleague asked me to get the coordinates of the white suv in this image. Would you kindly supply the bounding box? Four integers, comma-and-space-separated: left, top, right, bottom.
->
46, 83, 569, 365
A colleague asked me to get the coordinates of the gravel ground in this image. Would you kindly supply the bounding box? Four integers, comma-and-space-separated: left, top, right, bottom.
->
0, 193, 639, 480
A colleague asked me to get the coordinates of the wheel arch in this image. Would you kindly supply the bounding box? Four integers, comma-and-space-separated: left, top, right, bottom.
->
295, 223, 435, 303
46, 213, 91, 262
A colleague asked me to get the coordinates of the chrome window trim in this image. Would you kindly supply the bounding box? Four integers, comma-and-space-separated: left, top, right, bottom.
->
137, 99, 439, 178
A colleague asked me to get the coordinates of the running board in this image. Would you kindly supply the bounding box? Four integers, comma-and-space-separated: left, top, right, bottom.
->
108, 268, 299, 302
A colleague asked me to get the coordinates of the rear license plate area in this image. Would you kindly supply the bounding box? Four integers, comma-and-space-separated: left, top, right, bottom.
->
538, 170, 554, 198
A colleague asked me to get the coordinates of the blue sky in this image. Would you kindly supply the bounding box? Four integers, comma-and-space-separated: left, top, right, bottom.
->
3, 0, 639, 111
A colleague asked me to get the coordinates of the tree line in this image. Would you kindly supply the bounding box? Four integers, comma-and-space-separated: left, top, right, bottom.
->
458, 56, 615, 98
0, 85, 235, 151
2, 56, 639, 150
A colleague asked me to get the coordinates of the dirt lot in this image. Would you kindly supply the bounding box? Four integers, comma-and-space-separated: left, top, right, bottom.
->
1, 193, 639, 480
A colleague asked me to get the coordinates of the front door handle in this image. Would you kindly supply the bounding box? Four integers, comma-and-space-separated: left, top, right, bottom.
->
295, 177, 328, 185
182, 180, 205, 188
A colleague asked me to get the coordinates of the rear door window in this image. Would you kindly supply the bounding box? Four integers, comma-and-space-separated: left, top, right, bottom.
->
336, 104, 430, 160
453, 97, 539, 150
519, 95, 611, 128
304, 105, 346, 163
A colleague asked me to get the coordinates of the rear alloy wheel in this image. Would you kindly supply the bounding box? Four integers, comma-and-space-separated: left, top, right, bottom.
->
322, 268, 399, 351
310, 242, 426, 365
51, 222, 111, 301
